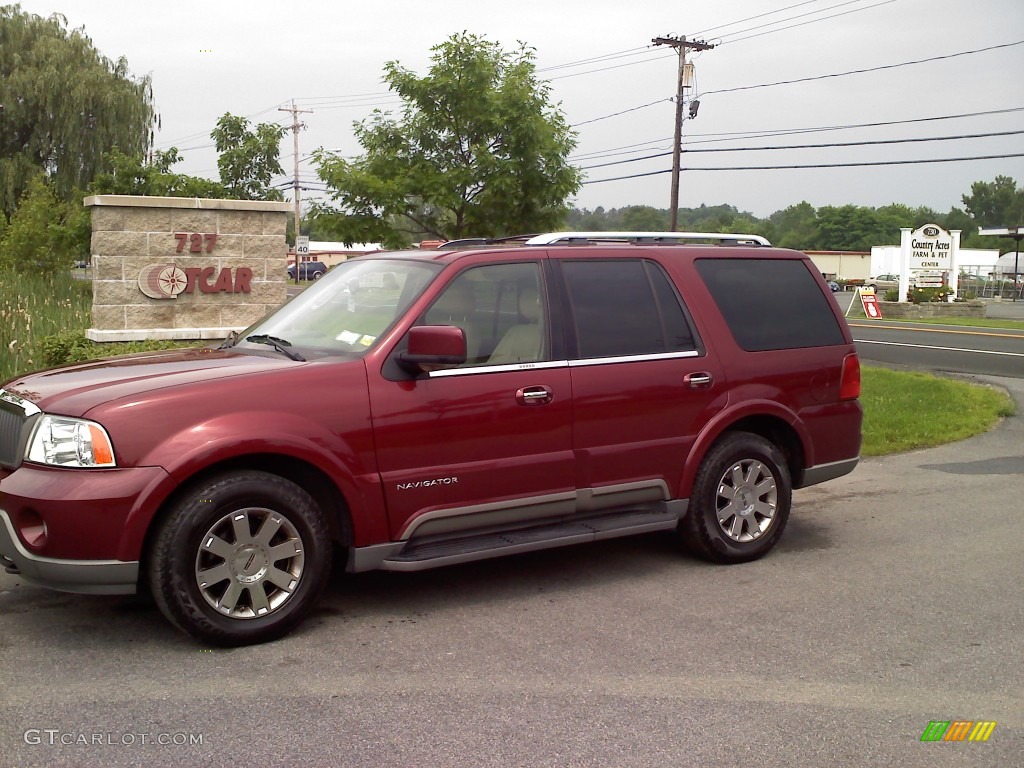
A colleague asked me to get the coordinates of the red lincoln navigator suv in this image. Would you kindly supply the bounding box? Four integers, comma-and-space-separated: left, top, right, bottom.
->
0, 231, 862, 646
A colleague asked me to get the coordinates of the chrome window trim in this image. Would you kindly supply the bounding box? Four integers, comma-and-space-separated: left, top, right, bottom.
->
569, 350, 700, 367
428, 360, 570, 378
426, 350, 701, 377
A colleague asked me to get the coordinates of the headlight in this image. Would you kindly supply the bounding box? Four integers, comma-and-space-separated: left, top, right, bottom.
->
26, 415, 116, 468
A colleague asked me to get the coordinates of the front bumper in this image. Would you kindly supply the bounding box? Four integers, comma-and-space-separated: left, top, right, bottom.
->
0, 510, 138, 594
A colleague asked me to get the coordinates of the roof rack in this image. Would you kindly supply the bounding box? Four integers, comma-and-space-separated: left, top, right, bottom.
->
432, 234, 537, 249
523, 231, 772, 247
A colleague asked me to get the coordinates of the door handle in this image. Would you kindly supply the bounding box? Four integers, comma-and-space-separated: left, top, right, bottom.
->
684, 372, 713, 389
516, 385, 553, 406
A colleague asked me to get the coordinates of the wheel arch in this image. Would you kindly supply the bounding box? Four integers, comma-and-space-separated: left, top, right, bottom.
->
133, 454, 356, 581
679, 406, 807, 497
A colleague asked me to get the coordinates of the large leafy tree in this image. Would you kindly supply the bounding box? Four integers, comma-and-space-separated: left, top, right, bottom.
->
211, 113, 286, 201
91, 148, 229, 198
0, 5, 155, 217
961, 175, 1024, 227
313, 33, 581, 246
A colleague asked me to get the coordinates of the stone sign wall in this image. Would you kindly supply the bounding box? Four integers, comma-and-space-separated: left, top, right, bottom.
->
84, 195, 291, 342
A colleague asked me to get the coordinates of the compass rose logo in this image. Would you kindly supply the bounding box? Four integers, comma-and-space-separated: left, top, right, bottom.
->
139, 264, 188, 299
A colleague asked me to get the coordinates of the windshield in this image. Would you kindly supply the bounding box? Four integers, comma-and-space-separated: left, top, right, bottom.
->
236, 258, 441, 359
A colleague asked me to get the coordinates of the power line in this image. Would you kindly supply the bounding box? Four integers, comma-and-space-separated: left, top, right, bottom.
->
690, 0, 833, 36
578, 130, 1024, 169
582, 153, 1024, 184
703, 39, 1024, 96
546, 50, 675, 81
714, 0, 896, 46
568, 42, 1022, 133
545, 0, 892, 82
537, 46, 654, 73
574, 99, 671, 127
710, 0, 871, 43
569, 106, 1024, 160
567, 42, 1020, 130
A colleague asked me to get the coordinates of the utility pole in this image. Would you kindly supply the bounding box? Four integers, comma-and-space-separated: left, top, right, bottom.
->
278, 100, 313, 246
652, 35, 715, 230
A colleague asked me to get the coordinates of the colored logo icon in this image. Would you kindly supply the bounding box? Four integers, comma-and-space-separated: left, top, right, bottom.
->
920, 720, 996, 742
139, 264, 188, 299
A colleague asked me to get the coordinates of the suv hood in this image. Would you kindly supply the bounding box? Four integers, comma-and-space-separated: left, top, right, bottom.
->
2, 348, 298, 417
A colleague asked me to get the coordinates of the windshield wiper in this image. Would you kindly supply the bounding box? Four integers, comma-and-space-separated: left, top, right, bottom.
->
217, 330, 239, 349
245, 334, 306, 362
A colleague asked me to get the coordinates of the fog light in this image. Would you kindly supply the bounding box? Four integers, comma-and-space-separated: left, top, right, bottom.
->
17, 510, 47, 549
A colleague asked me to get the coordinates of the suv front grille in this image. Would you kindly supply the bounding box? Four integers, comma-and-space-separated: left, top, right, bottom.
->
0, 390, 39, 470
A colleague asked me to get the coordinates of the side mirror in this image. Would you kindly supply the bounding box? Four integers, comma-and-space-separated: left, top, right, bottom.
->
398, 325, 467, 372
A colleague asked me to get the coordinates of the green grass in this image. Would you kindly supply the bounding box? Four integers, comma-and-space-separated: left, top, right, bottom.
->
889, 317, 1024, 331
1, 269, 201, 385
860, 366, 1015, 456
1, 269, 92, 383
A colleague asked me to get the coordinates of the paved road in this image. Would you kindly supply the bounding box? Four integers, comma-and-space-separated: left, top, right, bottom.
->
836, 292, 1024, 378
2, 378, 1022, 766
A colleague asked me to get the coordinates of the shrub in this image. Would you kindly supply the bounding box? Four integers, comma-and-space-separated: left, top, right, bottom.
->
909, 286, 954, 304
40, 330, 204, 368
0, 176, 89, 274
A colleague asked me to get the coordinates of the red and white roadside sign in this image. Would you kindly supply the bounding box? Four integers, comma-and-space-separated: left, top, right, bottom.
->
859, 287, 883, 319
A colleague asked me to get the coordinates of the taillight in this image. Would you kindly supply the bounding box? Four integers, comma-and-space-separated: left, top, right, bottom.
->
839, 353, 861, 400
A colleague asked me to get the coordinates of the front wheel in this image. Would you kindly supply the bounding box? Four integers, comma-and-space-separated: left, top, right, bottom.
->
679, 432, 791, 564
148, 470, 332, 646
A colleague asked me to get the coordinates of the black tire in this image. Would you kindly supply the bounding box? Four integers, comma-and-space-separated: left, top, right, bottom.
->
312, 270, 324, 280
679, 432, 791, 564
148, 470, 331, 647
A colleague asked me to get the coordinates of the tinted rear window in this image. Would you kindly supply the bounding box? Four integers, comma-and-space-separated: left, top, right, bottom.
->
695, 258, 846, 351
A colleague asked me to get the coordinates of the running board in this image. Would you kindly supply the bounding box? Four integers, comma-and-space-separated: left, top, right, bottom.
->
377, 503, 686, 573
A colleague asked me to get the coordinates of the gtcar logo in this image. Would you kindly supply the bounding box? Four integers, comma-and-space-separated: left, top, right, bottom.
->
139, 264, 188, 299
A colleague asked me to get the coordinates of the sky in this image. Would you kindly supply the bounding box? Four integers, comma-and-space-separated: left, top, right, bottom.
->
13, 0, 1024, 221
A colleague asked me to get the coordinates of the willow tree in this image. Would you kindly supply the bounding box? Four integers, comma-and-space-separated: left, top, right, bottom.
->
313, 33, 581, 246
0, 5, 155, 217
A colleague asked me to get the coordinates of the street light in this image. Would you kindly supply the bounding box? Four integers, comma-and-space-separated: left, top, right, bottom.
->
979, 226, 1022, 302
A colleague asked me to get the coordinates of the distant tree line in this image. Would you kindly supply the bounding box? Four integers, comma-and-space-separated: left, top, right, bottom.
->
565, 175, 1024, 253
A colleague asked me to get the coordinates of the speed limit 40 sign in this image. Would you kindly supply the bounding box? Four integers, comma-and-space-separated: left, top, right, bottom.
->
295, 236, 310, 257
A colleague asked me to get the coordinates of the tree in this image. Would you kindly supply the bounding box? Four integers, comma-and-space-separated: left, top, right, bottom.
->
961, 175, 1024, 227
313, 33, 581, 246
767, 202, 818, 249
619, 205, 668, 231
814, 205, 891, 251
211, 113, 286, 201
90, 148, 229, 198
0, 5, 155, 217
0, 174, 88, 272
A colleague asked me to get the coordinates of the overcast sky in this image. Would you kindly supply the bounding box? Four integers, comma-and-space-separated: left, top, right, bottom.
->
15, 0, 1024, 221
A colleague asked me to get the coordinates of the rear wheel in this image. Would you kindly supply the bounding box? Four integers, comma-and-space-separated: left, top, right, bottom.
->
148, 470, 331, 646
679, 432, 791, 564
